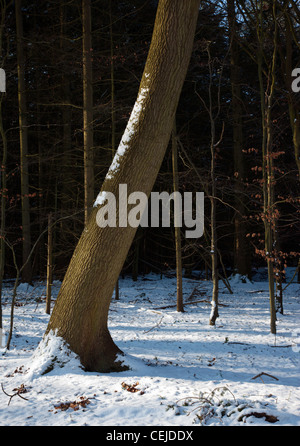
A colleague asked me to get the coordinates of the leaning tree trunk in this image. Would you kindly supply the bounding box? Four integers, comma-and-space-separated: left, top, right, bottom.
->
46, 0, 200, 373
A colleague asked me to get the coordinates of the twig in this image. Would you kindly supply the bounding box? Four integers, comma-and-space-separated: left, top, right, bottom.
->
251, 372, 279, 383
144, 316, 164, 333
1, 383, 29, 405
154, 300, 229, 310
282, 264, 299, 291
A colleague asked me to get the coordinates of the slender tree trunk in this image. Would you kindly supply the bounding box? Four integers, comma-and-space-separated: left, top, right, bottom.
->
110, 0, 119, 300
46, 213, 53, 315
209, 145, 219, 326
60, 4, 73, 217
0, 1, 7, 331
0, 97, 6, 330
284, 14, 300, 177
227, 0, 250, 278
82, 0, 94, 226
15, 0, 32, 284
172, 120, 183, 312
46, 0, 200, 373
207, 47, 219, 326
257, 2, 277, 334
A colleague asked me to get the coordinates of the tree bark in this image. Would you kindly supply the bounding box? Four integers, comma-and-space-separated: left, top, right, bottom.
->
172, 120, 183, 312
82, 0, 94, 225
0, 0, 7, 331
110, 0, 119, 300
227, 0, 250, 278
0, 97, 6, 330
257, 2, 277, 334
46, 213, 53, 315
284, 13, 300, 177
60, 4, 73, 217
46, 0, 200, 373
15, 0, 32, 284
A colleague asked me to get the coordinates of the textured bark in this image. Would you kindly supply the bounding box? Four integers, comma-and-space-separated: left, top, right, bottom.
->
46, 0, 200, 372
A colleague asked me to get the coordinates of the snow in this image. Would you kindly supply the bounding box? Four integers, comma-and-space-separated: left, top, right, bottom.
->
93, 81, 149, 208
104, 82, 149, 182
94, 191, 107, 208
0, 270, 299, 426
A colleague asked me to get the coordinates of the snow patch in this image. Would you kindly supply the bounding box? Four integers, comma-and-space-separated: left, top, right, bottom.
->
17, 283, 34, 294
94, 191, 107, 208
229, 274, 252, 285
25, 330, 82, 381
105, 82, 149, 182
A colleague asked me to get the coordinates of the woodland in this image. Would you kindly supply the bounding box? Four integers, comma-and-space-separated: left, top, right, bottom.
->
0, 0, 300, 369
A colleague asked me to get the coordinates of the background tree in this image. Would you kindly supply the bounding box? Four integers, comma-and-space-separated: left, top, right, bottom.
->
15, 0, 32, 283
82, 0, 94, 225
227, 0, 250, 279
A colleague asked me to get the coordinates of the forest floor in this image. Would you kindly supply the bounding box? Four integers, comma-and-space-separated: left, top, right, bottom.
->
0, 269, 299, 427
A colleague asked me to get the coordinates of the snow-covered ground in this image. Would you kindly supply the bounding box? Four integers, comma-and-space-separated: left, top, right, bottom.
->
0, 269, 299, 427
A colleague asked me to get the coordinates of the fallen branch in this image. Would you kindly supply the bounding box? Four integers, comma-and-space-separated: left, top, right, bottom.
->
144, 316, 164, 333
1, 383, 29, 405
154, 299, 229, 310
251, 372, 279, 383
187, 286, 207, 301
243, 411, 278, 423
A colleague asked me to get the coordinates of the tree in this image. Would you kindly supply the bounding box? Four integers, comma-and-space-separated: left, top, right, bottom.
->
15, 0, 32, 283
109, 0, 119, 300
284, 1, 300, 177
172, 119, 183, 312
45, 0, 201, 373
82, 0, 94, 225
227, 0, 250, 278
256, 1, 278, 334
0, 0, 8, 332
